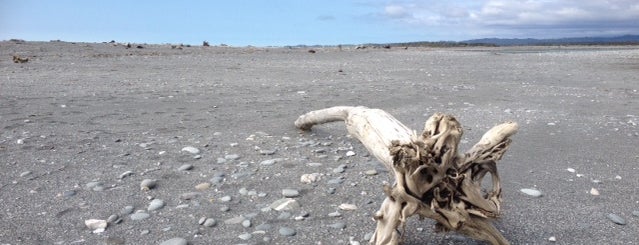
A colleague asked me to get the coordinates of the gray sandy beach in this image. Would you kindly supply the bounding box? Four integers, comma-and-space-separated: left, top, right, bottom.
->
1, 41, 638, 244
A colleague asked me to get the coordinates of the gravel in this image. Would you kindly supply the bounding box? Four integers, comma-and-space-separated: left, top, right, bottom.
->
1, 41, 637, 244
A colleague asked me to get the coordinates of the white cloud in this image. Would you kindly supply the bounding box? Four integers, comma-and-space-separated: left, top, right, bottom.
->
379, 0, 639, 39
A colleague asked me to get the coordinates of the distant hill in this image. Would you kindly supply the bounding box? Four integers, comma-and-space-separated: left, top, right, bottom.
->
462, 35, 639, 46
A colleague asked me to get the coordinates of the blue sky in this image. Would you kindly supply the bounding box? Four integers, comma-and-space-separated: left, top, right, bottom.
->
2, 0, 638, 46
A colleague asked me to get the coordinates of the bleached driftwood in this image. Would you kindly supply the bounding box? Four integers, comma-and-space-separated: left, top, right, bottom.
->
295, 106, 518, 245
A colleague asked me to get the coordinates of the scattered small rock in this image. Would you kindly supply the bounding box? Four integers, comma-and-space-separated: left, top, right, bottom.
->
225, 154, 240, 160
548, 236, 557, 242
219, 195, 232, 202
119, 171, 134, 179
85, 219, 107, 233
300, 173, 321, 184
270, 198, 300, 211
181, 146, 200, 154
282, 189, 300, 198
607, 213, 627, 225
520, 188, 543, 197
589, 188, 600, 196
180, 192, 200, 200
238, 233, 252, 240
159, 237, 188, 245
224, 216, 245, 224
329, 222, 346, 229
120, 206, 134, 215
140, 179, 157, 191
346, 151, 356, 157
339, 203, 358, 211
130, 212, 150, 221
148, 199, 165, 211
279, 227, 296, 236
203, 218, 217, 227
242, 219, 252, 228
195, 182, 211, 191
364, 169, 378, 176
177, 164, 193, 171
256, 223, 271, 231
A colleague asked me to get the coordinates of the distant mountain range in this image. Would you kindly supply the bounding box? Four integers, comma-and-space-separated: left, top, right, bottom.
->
462, 34, 639, 46
373, 34, 639, 48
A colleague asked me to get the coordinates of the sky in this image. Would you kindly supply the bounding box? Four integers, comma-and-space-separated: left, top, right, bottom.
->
1, 0, 638, 46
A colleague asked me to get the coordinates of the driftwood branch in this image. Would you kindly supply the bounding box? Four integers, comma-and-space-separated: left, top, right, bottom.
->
295, 106, 518, 245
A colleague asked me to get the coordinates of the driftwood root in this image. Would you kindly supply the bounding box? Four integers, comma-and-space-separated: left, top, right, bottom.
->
295, 106, 517, 245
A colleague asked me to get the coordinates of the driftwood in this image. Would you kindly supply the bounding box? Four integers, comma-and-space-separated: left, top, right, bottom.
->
295, 106, 518, 245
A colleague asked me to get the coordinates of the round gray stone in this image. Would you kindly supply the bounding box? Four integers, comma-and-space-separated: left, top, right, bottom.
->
148, 199, 165, 211
329, 222, 346, 229
203, 218, 217, 227
279, 227, 296, 236
282, 189, 300, 198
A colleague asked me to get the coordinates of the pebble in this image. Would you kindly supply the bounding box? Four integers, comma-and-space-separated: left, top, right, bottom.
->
339, 203, 358, 211
20, 171, 32, 177
220, 206, 230, 212
307, 162, 323, 167
225, 154, 240, 160
270, 198, 300, 211
107, 214, 119, 223
589, 188, 600, 196
62, 190, 76, 198
203, 218, 217, 227
566, 168, 576, 173
130, 212, 150, 221
219, 195, 232, 202
278, 212, 292, 220
242, 219, 252, 228
198, 217, 207, 225
140, 179, 157, 191
328, 211, 342, 217
119, 171, 134, 179
328, 177, 344, 184
177, 164, 193, 171
548, 236, 557, 242
607, 213, 626, 225
520, 188, 543, 197
180, 192, 200, 200
120, 206, 134, 215
279, 227, 296, 236
224, 216, 245, 224
346, 151, 356, 157
633, 211, 639, 217
260, 159, 277, 165
148, 199, 165, 211
159, 237, 188, 245
300, 173, 321, 184
195, 182, 211, 191
181, 146, 200, 154
282, 189, 300, 198
85, 219, 107, 233
256, 223, 271, 231
85, 181, 104, 191
238, 233, 252, 240
329, 222, 346, 229
260, 149, 276, 155
217, 158, 227, 164
364, 169, 378, 176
